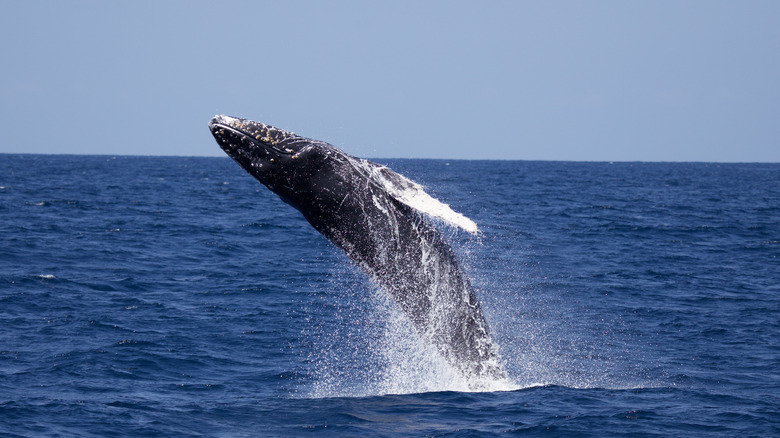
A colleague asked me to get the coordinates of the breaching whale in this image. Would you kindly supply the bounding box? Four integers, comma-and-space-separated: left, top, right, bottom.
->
209, 115, 505, 379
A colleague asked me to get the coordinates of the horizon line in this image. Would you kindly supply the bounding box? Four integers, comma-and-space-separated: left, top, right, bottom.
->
1, 152, 778, 165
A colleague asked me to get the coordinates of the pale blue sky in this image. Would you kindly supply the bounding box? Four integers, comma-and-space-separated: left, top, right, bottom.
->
1, 1, 778, 161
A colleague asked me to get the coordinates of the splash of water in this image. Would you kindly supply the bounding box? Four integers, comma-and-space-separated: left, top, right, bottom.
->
370, 286, 516, 394
304, 279, 519, 398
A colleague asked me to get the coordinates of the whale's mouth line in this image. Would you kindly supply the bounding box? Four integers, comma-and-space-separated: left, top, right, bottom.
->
210, 122, 289, 156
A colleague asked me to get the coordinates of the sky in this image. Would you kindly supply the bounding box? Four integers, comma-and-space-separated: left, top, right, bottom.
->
1, 1, 778, 162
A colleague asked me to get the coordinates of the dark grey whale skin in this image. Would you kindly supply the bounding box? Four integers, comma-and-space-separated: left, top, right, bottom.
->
209, 115, 505, 379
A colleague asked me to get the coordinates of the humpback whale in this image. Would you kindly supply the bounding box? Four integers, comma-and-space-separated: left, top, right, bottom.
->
209, 115, 505, 379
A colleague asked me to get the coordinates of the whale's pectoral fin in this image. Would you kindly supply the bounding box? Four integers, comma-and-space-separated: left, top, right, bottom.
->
360, 160, 479, 234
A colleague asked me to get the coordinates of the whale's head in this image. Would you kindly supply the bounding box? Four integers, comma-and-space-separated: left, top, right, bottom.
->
209, 115, 331, 198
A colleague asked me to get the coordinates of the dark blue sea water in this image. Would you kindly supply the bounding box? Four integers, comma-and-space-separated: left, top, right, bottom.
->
1, 154, 778, 436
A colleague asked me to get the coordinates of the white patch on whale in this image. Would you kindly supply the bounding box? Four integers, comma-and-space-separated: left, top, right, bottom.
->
353, 159, 480, 234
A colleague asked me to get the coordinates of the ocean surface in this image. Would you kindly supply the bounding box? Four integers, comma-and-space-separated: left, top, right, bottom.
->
1, 154, 778, 436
